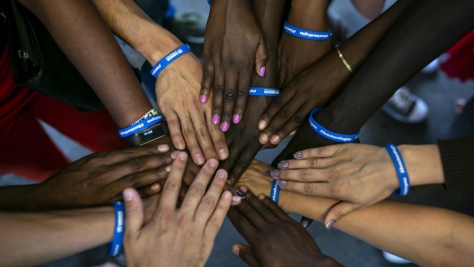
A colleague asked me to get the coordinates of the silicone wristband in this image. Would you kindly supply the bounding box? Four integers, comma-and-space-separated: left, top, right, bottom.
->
249, 87, 280, 97
308, 108, 360, 143
131, 108, 159, 126
270, 179, 280, 204
283, 21, 332, 41
385, 143, 410, 196
118, 114, 164, 138
150, 44, 191, 78
108, 201, 125, 257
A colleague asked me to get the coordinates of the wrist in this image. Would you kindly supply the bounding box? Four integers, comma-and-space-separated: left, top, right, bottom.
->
288, 0, 329, 30
137, 31, 183, 66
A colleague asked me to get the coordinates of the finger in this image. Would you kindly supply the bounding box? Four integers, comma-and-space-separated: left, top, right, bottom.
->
254, 39, 268, 78
324, 201, 359, 230
226, 145, 261, 185
158, 152, 187, 211
300, 217, 314, 229
294, 145, 343, 159
106, 165, 170, 193
87, 144, 171, 166
232, 244, 261, 267
189, 109, 218, 161
123, 188, 143, 241
180, 117, 206, 166
258, 94, 296, 144
211, 69, 225, 126
137, 183, 161, 198
181, 158, 219, 213
275, 157, 336, 170
268, 107, 310, 145
232, 70, 251, 125
246, 191, 279, 224
220, 72, 238, 132
105, 152, 174, 184
276, 180, 333, 197
207, 118, 229, 160
195, 169, 228, 222
260, 101, 300, 145
165, 110, 186, 150
259, 194, 294, 222
201, 61, 215, 104
227, 205, 257, 238
235, 196, 268, 230
289, 130, 297, 136
203, 190, 232, 239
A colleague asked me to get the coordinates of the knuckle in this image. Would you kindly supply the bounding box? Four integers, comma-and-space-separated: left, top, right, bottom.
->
121, 148, 136, 159
307, 159, 317, 168
273, 97, 283, 108
225, 91, 236, 101
191, 183, 206, 197
127, 174, 140, 186
200, 196, 216, 209
196, 127, 210, 138
213, 105, 222, 113
222, 111, 232, 120
167, 119, 180, 129
183, 126, 197, 137
213, 85, 224, 94
165, 180, 181, 192
278, 108, 290, 120
266, 126, 276, 134
303, 182, 314, 195
292, 114, 304, 124
238, 88, 248, 96
261, 112, 272, 121
130, 158, 144, 170
236, 158, 249, 168
203, 70, 214, 81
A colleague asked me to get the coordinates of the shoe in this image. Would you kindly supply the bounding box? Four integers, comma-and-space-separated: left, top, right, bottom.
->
172, 12, 207, 44
382, 251, 411, 264
421, 58, 439, 73
381, 87, 429, 123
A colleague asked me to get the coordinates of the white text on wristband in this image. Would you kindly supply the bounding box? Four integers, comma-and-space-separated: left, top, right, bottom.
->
108, 201, 125, 257
150, 44, 191, 78
308, 108, 360, 143
270, 179, 280, 204
385, 143, 410, 196
283, 21, 332, 41
118, 114, 163, 138
249, 87, 280, 97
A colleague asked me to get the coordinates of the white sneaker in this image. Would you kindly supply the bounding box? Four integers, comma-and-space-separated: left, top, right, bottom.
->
421, 58, 439, 74
382, 251, 411, 264
381, 87, 429, 123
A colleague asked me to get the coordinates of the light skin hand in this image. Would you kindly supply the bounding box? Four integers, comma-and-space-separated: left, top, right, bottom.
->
123, 153, 232, 267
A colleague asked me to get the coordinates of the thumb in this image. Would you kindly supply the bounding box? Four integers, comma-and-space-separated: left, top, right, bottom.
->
324, 201, 359, 230
254, 39, 269, 78
232, 244, 261, 267
123, 188, 144, 240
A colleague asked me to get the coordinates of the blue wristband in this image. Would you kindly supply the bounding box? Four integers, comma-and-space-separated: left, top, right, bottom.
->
249, 87, 280, 97
118, 114, 164, 138
270, 179, 280, 204
385, 143, 410, 196
308, 108, 360, 143
150, 44, 191, 78
283, 21, 332, 41
109, 201, 125, 257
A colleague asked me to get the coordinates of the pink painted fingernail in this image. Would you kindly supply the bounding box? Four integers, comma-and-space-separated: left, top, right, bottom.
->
233, 114, 241, 124
326, 220, 335, 230
200, 95, 207, 103
259, 66, 266, 77
276, 180, 287, 188
221, 122, 230, 132
277, 161, 288, 169
294, 152, 303, 159
232, 196, 242, 202
270, 169, 280, 177
212, 115, 220, 125
301, 221, 309, 228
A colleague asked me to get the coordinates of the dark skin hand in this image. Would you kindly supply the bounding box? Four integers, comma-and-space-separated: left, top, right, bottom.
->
202, 0, 268, 131
228, 190, 341, 267
0, 144, 177, 211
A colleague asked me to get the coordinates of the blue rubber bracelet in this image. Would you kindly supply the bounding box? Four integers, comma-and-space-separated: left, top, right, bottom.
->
118, 114, 164, 138
150, 44, 191, 78
249, 87, 280, 97
270, 179, 280, 204
385, 143, 410, 196
283, 21, 332, 41
308, 108, 360, 143
108, 201, 125, 257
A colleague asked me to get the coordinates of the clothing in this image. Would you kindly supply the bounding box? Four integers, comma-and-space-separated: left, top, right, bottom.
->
437, 137, 474, 191
0, 44, 126, 182
440, 29, 474, 82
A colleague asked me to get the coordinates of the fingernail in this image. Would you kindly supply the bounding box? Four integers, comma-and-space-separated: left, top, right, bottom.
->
151, 183, 160, 191
259, 66, 266, 77
258, 120, 267, 130
221, 122, 230, 132
294, 152, 303, 159
232, 246, 239, 256
236, 189, 247, 197
170, 150, 180, 159
194, 154, 204, 165
326, 220, 335, 230
177, 142, 185, 150
124, 190, 133, 202
277, 161, 288, 169
301, 221, 308, 228
157, 144, 169, 152
270, 135, 280, 144
232, 196, 241, 202
232, 114, 241, 124
165, 165, 171, 172
179, 152, 187, 161
212, 115, 220, 125
216, 169, 227, 179
277, 180, 287, 188
200, 95, 207, 103
209, 158, 218, 168
218, 149, 228, 160
289, 130, 297, 136
270, 169, 280, 177
260, 134, 269, 144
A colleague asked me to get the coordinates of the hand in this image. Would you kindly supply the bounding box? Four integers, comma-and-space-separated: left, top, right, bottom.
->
33, 144, 176, 209
156, 53, 228, 165
258, 51, 351, 145
235, 160, 274, 197
123, 153, 232, 267
228, 191, 340, 267
201, 0, 268, 130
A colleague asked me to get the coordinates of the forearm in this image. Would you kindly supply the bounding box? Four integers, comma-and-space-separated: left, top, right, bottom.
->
18, 0, 151, 127
288, 0, 329, 29
0, 185, 40, 211
0, 207, 114, 267
284, 193, 474, 266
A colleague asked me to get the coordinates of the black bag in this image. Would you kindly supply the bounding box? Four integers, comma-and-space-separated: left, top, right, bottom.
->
1, 0, 104, 111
